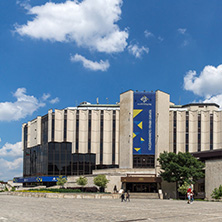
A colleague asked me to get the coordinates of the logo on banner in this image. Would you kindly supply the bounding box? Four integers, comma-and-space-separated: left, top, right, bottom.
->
140, 95, 149, 103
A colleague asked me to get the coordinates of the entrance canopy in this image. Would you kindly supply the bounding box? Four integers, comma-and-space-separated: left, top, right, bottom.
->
121, 176, 162, 183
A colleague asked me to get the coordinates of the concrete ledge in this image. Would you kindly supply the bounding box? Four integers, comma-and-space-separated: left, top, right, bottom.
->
7, 192, 120, 199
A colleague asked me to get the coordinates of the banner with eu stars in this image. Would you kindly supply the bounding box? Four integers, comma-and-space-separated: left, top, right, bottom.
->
133, 92, 156, 155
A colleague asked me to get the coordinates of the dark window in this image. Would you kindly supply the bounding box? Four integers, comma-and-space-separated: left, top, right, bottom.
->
173, 111, 177, 153
198, 114, 201, 152
133, 155, 155, 168
88, 110, 91, 153
76, 110, 79, 153
52, 114, 55, 141
100, 110, 104, 164
186, 111, 189, 152
112, 110, 116, 164
64, 111, 67, 141
210, 114, 213, 150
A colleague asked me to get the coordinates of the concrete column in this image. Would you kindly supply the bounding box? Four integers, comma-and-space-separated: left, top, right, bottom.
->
48, 109, 52, 142
177, 111, 185, 153
103, 110, 112, 165
36, 116, 41, 146
91, 110, 100, 164
79, 109, 88, 153
67, 109, 76, 153
201, 111, 210, 151
115, 110, 120, 165
169, 111, 174, 153
213, 111, 221, 150
54, 109, 64, 142
189, 111, 198, 153
155, 90, 170, 175
22, 123, 26, 151
119, 90, 134, 168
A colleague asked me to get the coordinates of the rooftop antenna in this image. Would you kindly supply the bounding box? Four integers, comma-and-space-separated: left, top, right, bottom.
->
96, 97, 99, 104
106, 98, 109, 104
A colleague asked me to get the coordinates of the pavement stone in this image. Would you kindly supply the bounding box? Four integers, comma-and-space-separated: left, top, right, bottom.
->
0, 193, 222, 222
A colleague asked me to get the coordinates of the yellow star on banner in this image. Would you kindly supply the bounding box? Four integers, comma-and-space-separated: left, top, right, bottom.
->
138, 121, 143, 129
133, 109, 143, 118
134, 148, 141, 152
141, 137, 145, 142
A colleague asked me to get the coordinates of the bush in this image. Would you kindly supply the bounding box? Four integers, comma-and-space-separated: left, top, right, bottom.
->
11, 187, 16, 192
93, 175, 109, 192
56, 176, 67, 187
17, 188, 81, 193
211, 185, 222, 200
66, 187, 98, 192
76, 176, 88, 190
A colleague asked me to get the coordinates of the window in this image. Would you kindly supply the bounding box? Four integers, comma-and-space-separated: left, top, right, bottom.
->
112, 110, 116, 164
100, 110, 104, 164
133, 155, 154, 168
173, 111, 177, 153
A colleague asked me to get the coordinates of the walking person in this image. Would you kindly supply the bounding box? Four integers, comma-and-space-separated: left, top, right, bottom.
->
190, 190, 194, 204
120, 191, 125, 202
113, 185, 117, 194
126, 190, 130, 202
187, 187, 191, 204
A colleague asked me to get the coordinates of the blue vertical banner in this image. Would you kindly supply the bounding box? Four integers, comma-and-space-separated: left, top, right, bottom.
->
133, 92, 156, 155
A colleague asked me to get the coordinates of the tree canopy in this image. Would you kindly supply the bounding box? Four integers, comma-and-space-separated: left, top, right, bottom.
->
158, 151, 205, 185
56, 176, 67, 187
93, 175, 109, 192
76, 176, 88, 187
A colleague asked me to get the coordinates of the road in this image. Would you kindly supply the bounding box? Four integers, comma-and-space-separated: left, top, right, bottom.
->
0, 193, 222, 221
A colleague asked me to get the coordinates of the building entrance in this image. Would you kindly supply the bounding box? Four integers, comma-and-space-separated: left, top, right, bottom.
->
125, 182, 157, 193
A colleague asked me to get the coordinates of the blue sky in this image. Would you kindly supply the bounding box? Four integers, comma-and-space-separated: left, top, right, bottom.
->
1, 0, 222, 181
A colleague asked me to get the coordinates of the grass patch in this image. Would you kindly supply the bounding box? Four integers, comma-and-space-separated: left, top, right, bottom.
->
17, 188, 81, 193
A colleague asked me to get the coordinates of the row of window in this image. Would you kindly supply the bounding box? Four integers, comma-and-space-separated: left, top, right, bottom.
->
51, 110, 117, 165
173, 112, 214, 153
23, 142, 119, 177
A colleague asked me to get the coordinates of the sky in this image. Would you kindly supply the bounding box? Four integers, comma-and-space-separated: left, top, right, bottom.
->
1, 0, 222, 181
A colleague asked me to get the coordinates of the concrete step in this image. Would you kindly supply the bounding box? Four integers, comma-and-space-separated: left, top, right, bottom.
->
129, 192, 159, 199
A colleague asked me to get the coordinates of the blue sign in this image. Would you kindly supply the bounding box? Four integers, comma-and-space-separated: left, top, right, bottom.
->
13, 176, 67, 183
133, 92, 156, 155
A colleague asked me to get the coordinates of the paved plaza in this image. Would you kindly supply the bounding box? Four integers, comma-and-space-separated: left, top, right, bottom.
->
0, 193, 222, 222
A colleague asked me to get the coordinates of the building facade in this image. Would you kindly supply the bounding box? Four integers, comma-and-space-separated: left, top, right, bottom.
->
17, 90, 222, 199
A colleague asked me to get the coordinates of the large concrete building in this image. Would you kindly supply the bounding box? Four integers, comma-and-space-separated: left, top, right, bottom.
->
15, 90, 222, 199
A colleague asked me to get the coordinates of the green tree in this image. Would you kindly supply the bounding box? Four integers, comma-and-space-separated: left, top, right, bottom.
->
76, 176, 88, 191
211, 185, 222, 200
56, 176, 67, 188
158, 152, 205, 198
93, 175, 109, 192
178, 181, 190, 199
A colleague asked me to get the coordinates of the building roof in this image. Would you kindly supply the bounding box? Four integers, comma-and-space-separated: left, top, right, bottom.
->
182, 103, 220, 108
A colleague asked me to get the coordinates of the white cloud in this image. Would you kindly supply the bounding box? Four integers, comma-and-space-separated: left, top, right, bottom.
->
71, 54, 110, 71
0, 88, 45, 121
0, 142, 22, 158
50, 97, 60, 104
128, 44, 149, 58
15, 0, 128, 53
184, 65, 222, 97
144, 30, 154, 38
0, 142, 23, 181
158, 36, 164, 42
178, 28, 186, 34
42, 93, 51, 101
203, 94, 222, 107
0, 158, 23, 181
16, 0, 31, 10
